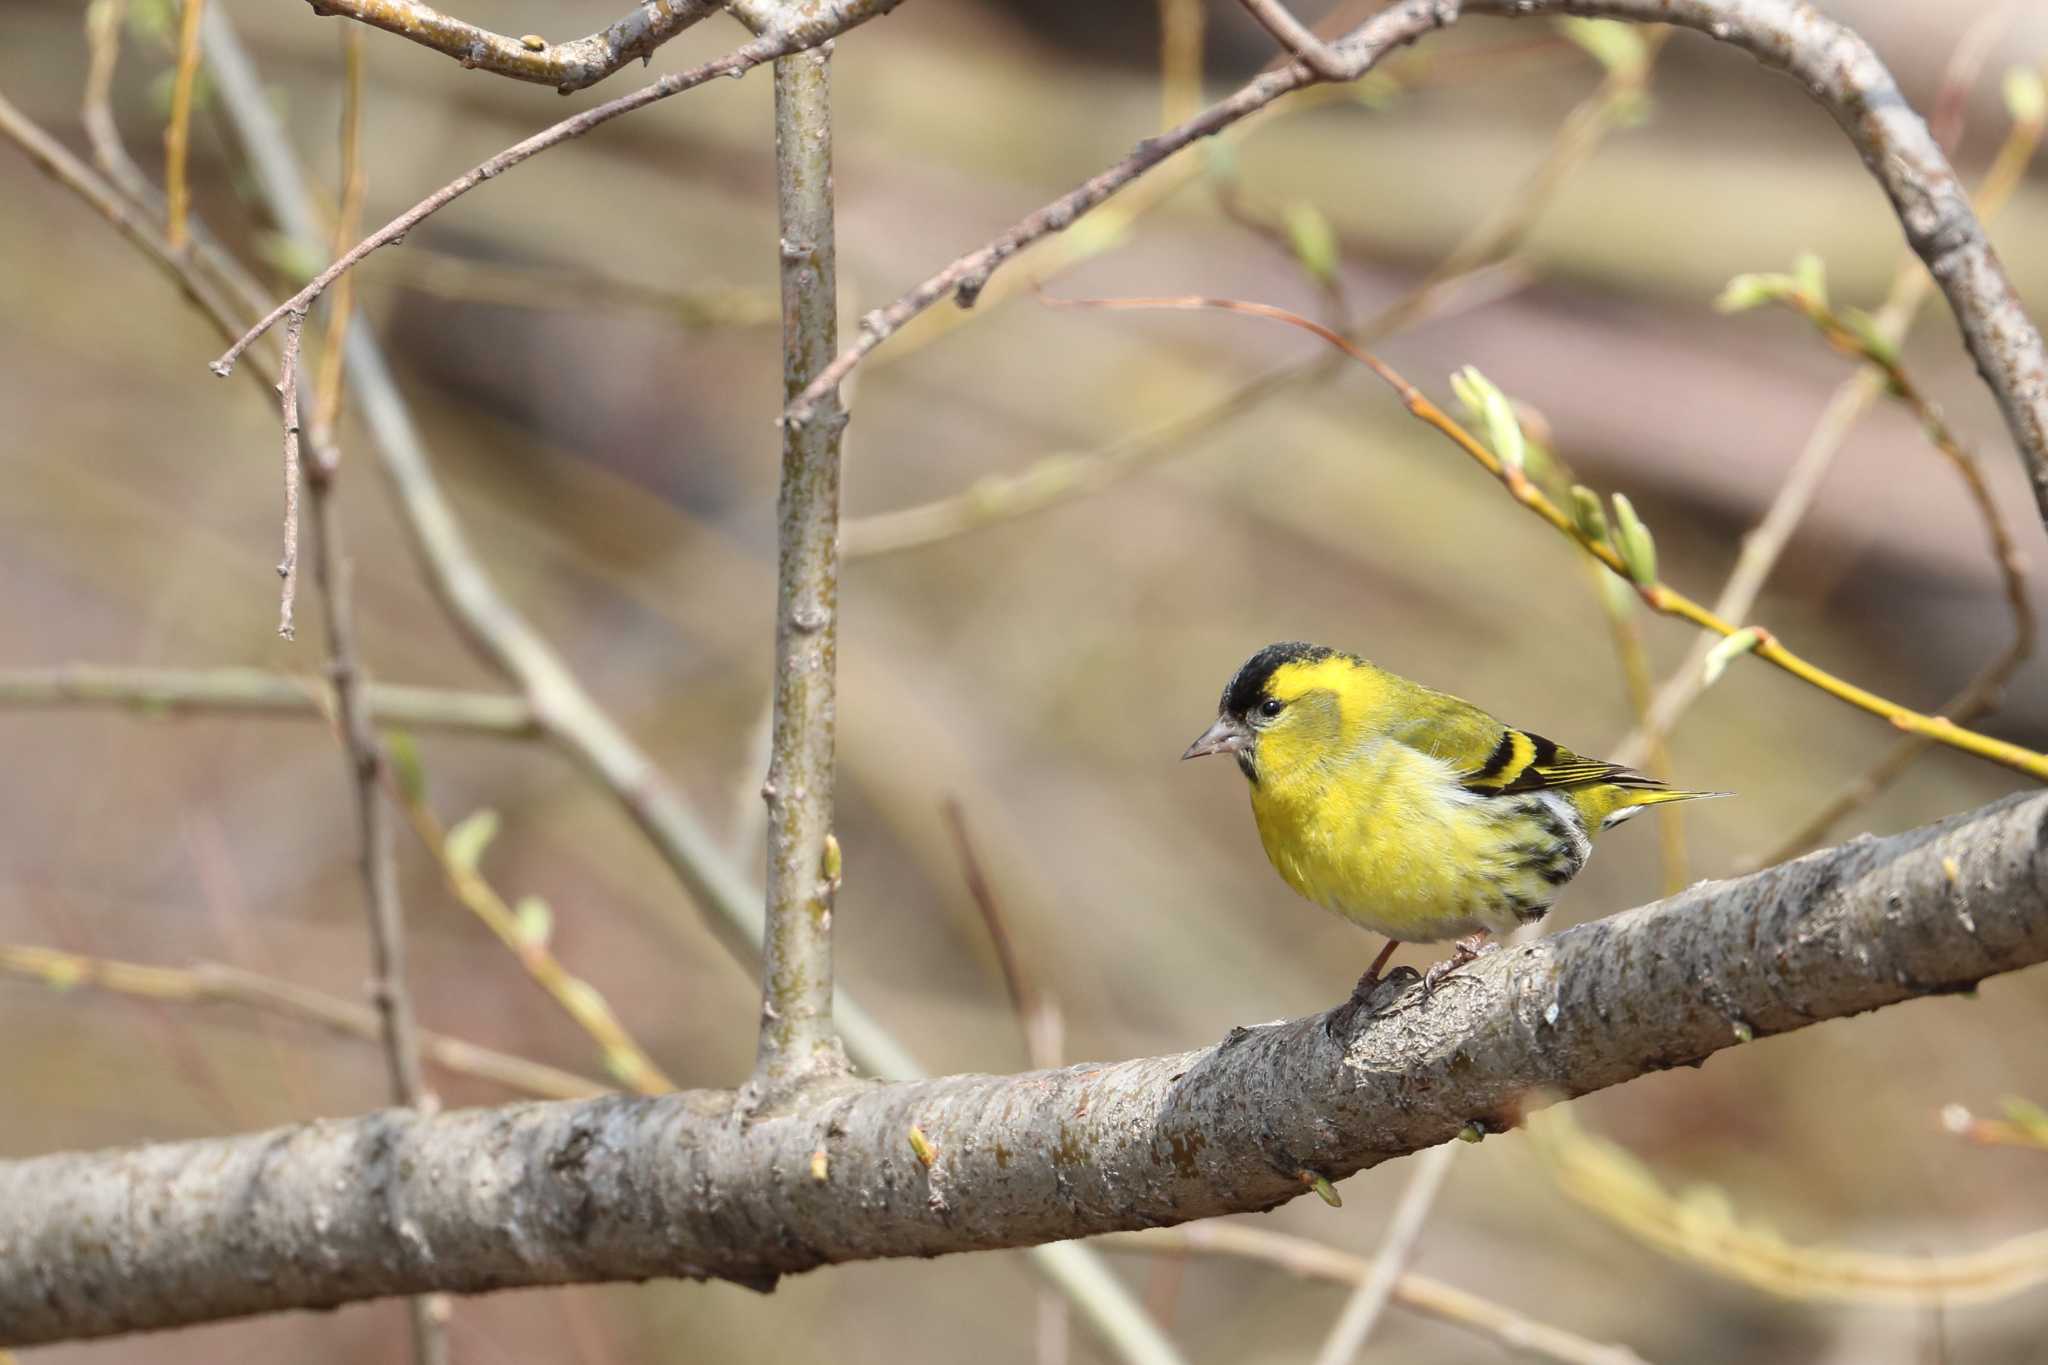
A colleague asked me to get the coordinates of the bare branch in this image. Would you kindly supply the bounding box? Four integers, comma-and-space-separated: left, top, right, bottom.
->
1106, 1225, 1649, 1365
4, 791, 2044, 1346
1236, 0, 1349, 80
162, 0, 205, 250
754, 44, 848, 1083
789, 0, 2048, 533
0, 946, 604, 1101
1313, 1145, 1457, 1365
298, 0, 720, 93
210, 0, 907, 375
0, 666, 537, 734
784, 1, 1448, 422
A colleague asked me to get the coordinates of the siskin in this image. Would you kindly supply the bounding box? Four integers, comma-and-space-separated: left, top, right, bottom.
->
1184, 642, 1723, 995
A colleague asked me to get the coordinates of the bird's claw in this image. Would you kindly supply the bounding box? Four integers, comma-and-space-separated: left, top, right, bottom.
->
1420, 934, 1499, 997
1326, 966, 1421, 1036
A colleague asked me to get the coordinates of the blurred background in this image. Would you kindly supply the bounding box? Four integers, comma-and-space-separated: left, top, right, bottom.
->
4, 0, 2047, 1360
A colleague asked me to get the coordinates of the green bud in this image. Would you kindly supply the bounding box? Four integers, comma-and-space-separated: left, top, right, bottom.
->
908, 1125, 938, 1167
2005, 67, 2047, 128
1730, 1018, 1754, 1044
1283, 202, 1340, 288
1609, 493, 1657, 586
1702, 627, 1763, 688
1451, 366, 1525, 472
444, 809, 501, 876
1792, 251, 1827, 307
1456, 1122, 1485, 1144
1714, 272, 1795, 313
1302, 1171, 1343, 1207
1570, 484, 1609, 542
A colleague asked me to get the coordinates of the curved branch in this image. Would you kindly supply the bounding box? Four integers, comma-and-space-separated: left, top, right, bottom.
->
209, 0, 908, 375
788, 0, 2048, 531
300, 0, 719, 93
6, 791, 2045, 1347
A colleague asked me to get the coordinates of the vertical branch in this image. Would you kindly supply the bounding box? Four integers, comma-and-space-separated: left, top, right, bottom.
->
757, 43, 846, 1082
297, 305, 444, 1358
163, 0, 206, 251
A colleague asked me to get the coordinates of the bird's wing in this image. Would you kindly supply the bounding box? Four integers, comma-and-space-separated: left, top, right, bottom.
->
1453, 725, 1661, 797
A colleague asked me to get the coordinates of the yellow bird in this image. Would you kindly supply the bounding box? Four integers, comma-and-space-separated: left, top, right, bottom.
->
1183, 643, 1722, 995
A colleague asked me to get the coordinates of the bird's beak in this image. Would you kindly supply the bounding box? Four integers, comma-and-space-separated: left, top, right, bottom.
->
1182, 715, 1250, 761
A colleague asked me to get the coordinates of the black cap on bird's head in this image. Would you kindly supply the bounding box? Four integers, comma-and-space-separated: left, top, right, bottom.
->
1182, 642, 1335, 778
1220, 642, 1334, 720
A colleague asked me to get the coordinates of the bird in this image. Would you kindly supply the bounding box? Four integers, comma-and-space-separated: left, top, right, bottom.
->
1182, 642, 1723, 998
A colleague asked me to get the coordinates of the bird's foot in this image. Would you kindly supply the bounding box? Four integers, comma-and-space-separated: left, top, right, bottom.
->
1421, 933, 1498, 997
1326, 965, 1420, 1036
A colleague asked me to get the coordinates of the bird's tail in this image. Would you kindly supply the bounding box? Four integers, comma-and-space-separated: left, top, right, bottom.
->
1595, 785, 1730, 830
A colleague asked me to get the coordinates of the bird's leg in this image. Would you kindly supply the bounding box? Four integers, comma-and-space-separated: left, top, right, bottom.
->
1422, 931, 1497, 995
1349, 939, 1402, 1003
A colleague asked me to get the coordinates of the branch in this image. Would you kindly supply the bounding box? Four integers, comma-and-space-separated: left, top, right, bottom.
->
756, 44, 847, 1081
788, 0, 2048, 535
5, 792, 2044, 1346
210, 0, 906, 375
0, 946, 604, 1101
0, 666, 537, 733
1105, 1225, 1649, 1365
299, 0, 720, 93
1236, 0, 1348, 81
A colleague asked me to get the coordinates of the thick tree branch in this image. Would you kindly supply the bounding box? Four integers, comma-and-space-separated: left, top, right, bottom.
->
5, 792, 2044, 1346
298, 0, 720, 93
788, 0, 2048, 533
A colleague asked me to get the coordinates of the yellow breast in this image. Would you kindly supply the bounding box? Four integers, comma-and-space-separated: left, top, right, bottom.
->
1248, 739, 1573, 942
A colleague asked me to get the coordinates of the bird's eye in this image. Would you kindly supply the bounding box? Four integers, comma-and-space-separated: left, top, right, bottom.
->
1258, 697, 1285, 719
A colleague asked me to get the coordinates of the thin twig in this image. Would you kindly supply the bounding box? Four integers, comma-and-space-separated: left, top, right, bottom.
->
0, 89, 272, 392
276, 313, 305, 638
789, 0, 2048, 534
296, 306, 444, 1361
1103, 1224, 1650, 1365
840, 32, 1653, 559
1157, 0, 1207, 128
390, 790, 676, 1095
1053, 294, 2048, 781
82, 0, 277, 328
785, 2, 1447, 423
1617, 75, 2045, 812
295, 0, 721, 92
0, 666, 537, 733
0, 945, 604, 1100
1237, 0, 1349, 80
1312, 1130, 1459, 1364
363, 247, 777, 325
311, 25, 368, 447
163, 0, 206, 251
211, 0, 907, 375
942, 799, 1061, 1069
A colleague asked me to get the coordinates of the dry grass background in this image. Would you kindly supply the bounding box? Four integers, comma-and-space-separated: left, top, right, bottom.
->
3, 0, 2047, 1360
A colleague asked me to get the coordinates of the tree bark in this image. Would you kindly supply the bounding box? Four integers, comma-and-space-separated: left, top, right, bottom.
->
5, 791, 2044, 1347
